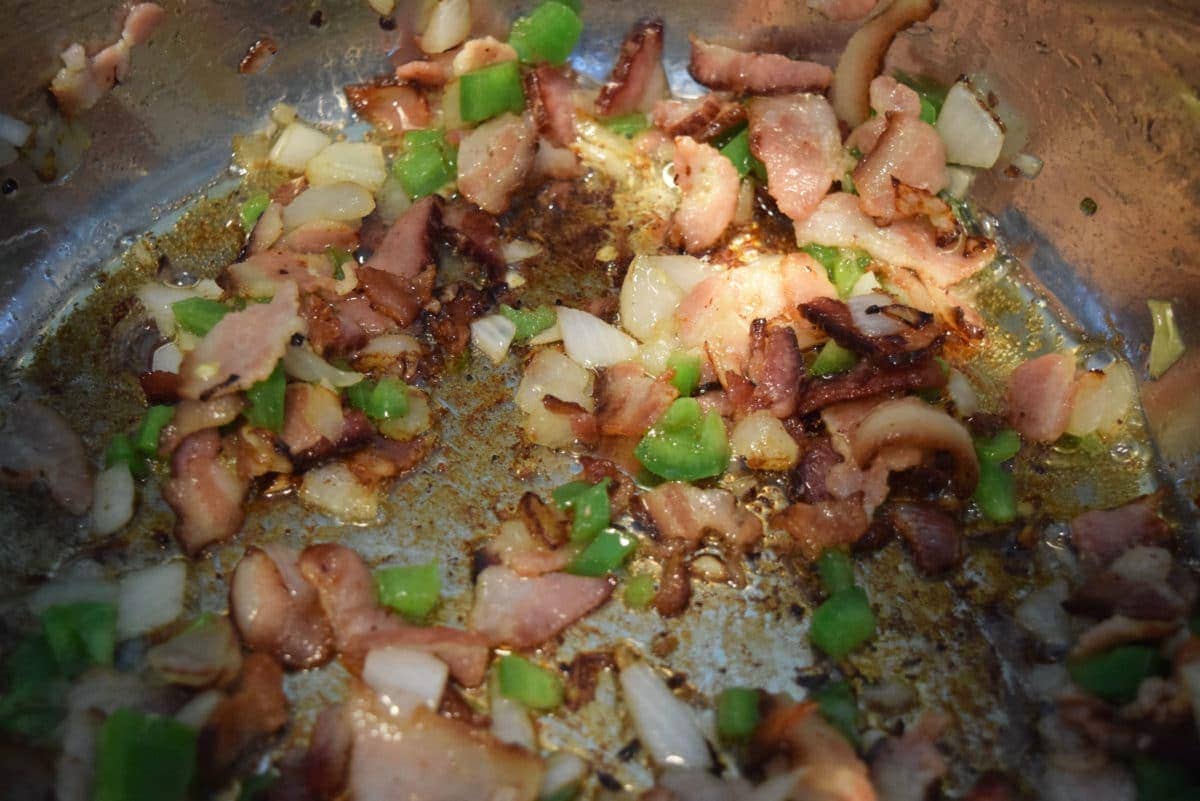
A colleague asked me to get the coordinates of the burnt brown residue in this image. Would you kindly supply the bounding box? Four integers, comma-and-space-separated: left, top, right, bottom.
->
564, 650, 616, 710
239, 38, 279, 75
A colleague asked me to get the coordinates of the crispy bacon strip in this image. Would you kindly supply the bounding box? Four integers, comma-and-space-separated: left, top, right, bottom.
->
162, 430, 248, 555
748, 94, 843, 225
651, 94, 746, 141
469, 566, 614, 648
595, 18, 667, 116
525, 65, 577, 147
688, 37, 833, 95
344, 81, 432, 133
230, 544, 335, 669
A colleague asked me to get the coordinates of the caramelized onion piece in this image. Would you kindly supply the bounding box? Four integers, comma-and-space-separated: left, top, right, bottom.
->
848, 396, 978, 496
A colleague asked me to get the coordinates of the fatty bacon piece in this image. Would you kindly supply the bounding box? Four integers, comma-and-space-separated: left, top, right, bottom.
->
870, 713, 949, 801
157, 396, 245, 456
688, 38, 833, 95
748, 94, 843, 225
344, 81, 431, 134
596, 18, 668, 117
50, 3, 166, 116
751, 700, 878, 801
198, 653, 289, 780
845, 76, 923, 155
469, 566, 614, 649
1068, 495, 1171, 567
179, 282, 304, 401
298, 543, 489, 686
596, 362, 679, 438
456, 113, 536, 214
306, 691, 544, 801
808, 0, 881, 21
525, 65, 577, 147
0, 399, 93, 515
162, 429, 249, 555
226, 250, 345, 298
670, 135, 740, 254
641, 482, 764, 553
441, 200, 506, 282
1005, 353, 1075, 443
230, 543, 336, 669
651, 94, 746, 142
853, 114, 948, 225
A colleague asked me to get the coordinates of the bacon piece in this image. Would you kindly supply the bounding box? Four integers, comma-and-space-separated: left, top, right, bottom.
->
280, 221, 360, 255
641, 482, 764, 552
315, 692, 544, 801
963, 773, 1018, 801
162, 430, 248, 555
441, 200, 505, 281
885, 503, 961, 574
469, 566, 614, 649
671, 136, 740, 254
1069, 495, 1171, 566
344, 82, 431, 133
596, 362, 680, 438
456, 113, 536, 214
1005, 353, 1076, 443
0, 400, 93, 515
139, 370, 182, 404
524, 65, 577, 147
748, 94, 842, 225
746, 319, 803, 418
1063, 547, 1195, 622
198, 654, 289, 779
451, 36, 518, 76
363, 195, 441, 280
158, 396, 245, 456
230, 544, 335, 669
772, 498, 870, 561
688, 38, 833, 95
231, 425, 291, 481
394, 55, 452, 87
179, 282, 304, 401
651, 94, 747, 141
801, 295, 945, 365
346, 434, 438, 486
298, 543, 489, 686
653, 541, 694, 618
226, 250, 340, 297
808, 0, 881, 21
794, 193, 995, 291
358, 267, 434, 329
854, 115, 948, 224
795, 356, 947, 415
676, 253, 835, 377
542, 396, 599, 445
427, 284, 489, 358
789, 437, 842, 503
280, 383, 346, 456
481, 513, 574, 578
845, 76, 922, 154
49, 3, 166, 116
595, 18, 667, 116
869, 713, 949, 801
750, 701, 877, 801
238, 38, 278, 75
1070, 615, 1180, 659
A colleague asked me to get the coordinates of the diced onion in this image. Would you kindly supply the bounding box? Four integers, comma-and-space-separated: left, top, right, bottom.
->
282, 182, 376, 231
283, 344, 364, 388
268, 121, 331, 172
147, 616, 242, 687
635, 337, 682, 375
527, 321, 562, 346
175, 690, 223, 730
1014, 580, 1071, 649
419, 0, 471, 54
847, 293, 904, 338
502, 240, 543, 264
849, 271, 882, 297
28, 575, 117, 615
375, 175, 413, 222
1148, 299, 1186, 379
540, 752, 588, 799
654, 255, 722, 294
300, 461, 378, 522
1010, 152, 1043, 179
367, 0, 396, 14
0, 112, 32, 147
152, 342, 183, 373
558, 307, 640, 369
91, 463, 135, 536
363, 646, 448, 714
504, 270, 527, 288
936, 82, 1004, 169
619, 661, 712, 770
730, 411, 800, 471
471, 314, 518, 364
271, 103, 298, 127
305, 141, 387, 192
490, 682, 537, 750
117, 561, 187, 640
943, 165, 976, 198
136, 279, 223, 338
620, 255, 688, 342
516, 349, 594, 414
378, 391, 433, 442
524, 406, 576, 448
1066, 361, 1134, 436
946, 368, 979, 417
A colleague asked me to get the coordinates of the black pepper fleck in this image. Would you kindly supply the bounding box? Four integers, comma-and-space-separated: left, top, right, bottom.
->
309, 9, 325, 26
616, 739, 641, 761
1080, 197, 1098, 216
596, 771, 623, 792
378, 15, 396, 30
1, 178, 17, 195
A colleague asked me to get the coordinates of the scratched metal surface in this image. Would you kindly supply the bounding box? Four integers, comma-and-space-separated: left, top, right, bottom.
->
0, 0, 1197, 797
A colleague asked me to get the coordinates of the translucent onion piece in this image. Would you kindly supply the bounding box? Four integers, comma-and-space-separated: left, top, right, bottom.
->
117, 561, 187, 639
92, 463, 135, 536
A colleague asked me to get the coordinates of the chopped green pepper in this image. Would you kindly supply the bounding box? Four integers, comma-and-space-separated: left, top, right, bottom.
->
813, 680, 860, 745
623, 573, 656, 609
104, 434, 148, 479
460, 61, 526, 123
666, 352, 701, 397
236, 770, 280, 801
541, 783, 582, 801
508, 1, 582, 65
716, 687, 761, 742
41, 602, 117, 679
801, 243, 870, 298
500, 304, 557, 341
498, 654, 563, 711
975, 429, 1021, 462
809, 340, 858, 377
133, 405, 175, 457
375, 561, 441, 622
393, 129, 457, 200
244, 362, 286, 432
94, 708, 197, 801
171, 297, 229, 337
972, 429, 1021, 523
1148, 299, 1185, 379
810, 587, 876, 660
327, 246, 352, 281
892, 70, 947, 124
634, 398, 730, 482
346, 376, 409, 421
817, 549, 855, 596
717, 126, 762, 179
239, 191, 271, 231
552, 478, 612, 543
1068, 644, 1166, 704
1132, 756, 1200, 801
567, 528, 636, 576
602, 113, 650, 138
0, 634, 66, 740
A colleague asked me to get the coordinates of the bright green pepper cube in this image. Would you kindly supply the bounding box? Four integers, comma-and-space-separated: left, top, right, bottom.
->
94, 708, 197, 801
973, 460, 1016, 523
509, 1, 583, 65
41, 602, 117, 679
975, 429, 1021, 463
567, 528, 637, 576
0, 633, 64, 740
552, 478, 611, 543
716, 687, 761, 741
171, 297, 230, 337
498, 654, 564, 710
104, 434, 149, 479
1068, 644, 1166, 704
813, 680, 859, 745
460, 61, 526, 123
133, 405, 175, 456
809, 340, 858, 377
239, 191, 271, 231
500, 304, 557, 340
817, 549, 855, 596
244, 362, 286, 432
666, 352, 701, 397
394, 133, 455, 200
634, 398, 730, 482
623, 573, 656, 609
375, 561, 441, 621
602, 113, 650, 139
810, 587, 876, 660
